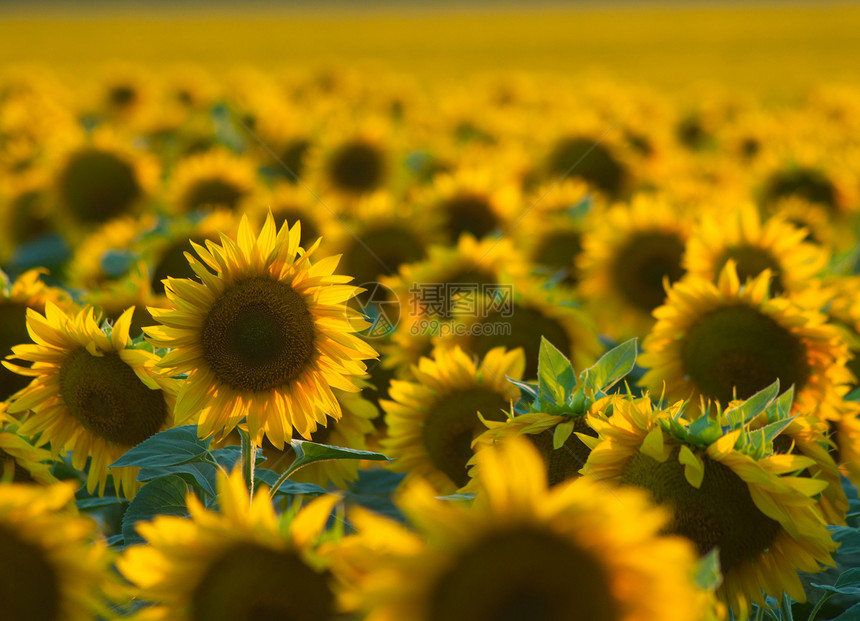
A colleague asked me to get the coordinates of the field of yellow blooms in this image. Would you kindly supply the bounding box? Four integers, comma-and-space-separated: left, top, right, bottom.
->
2, 4, 860, 620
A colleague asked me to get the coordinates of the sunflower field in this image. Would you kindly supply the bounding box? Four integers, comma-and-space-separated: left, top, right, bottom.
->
3, 3, 860, 620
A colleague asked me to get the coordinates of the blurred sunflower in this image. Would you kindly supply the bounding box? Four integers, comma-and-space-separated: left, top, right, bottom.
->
577, 193, 691, 338
767, 196, 855, 253
4, 304, 179, 498
89, 62, 157, 125
414, 167, 520, 243
0, 402, 57, 485
145, 213, 377, 448
381, 346, 524, 494
0, 481, 116, 620
440, 276, 602, 379
0, 170, 54, 261
337, 437, 707, 621
584, 393, 837, 616
682, 201, 828, 296
639, 263, 854, 422
0, 268, 75, 402
49, 127, 159, 231
169, 148, 258, 214
118, 468, 344, 620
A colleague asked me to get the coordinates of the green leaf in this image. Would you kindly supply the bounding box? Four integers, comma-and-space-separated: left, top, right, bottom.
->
694, 549, 722, 591
285, 441, 389, 478
76, 496, 125, 511
828, 602, 860, 620
435, 493, 475, 502
122, 475, 190, 546
138, 462, 219, 498
726, 380, 780, 428
537, 337, 575, 407
111, 426, 210, 469
811, 568, 860, 596
581, 338, 637, 393
344, 469, 407, 524
507, 377, 539, 402
254, 469, 327, 496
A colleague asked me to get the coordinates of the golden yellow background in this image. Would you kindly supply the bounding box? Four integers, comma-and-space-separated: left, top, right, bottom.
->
1, 3, 859, 94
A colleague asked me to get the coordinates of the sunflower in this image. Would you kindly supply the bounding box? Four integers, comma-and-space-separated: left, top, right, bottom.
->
583, 393, 838, 617
0, 481, 117, 620
118, 468, 345, 620
245, 182, 334, 250
145, 212, 377, 449
89, 62, 157, 125
0, 402, 57, 485
336, 436, 707, 621
49, 127, 160, 232
577, 193, 691, 339
169, 148, 259, 214
765, 195, 854, 253
413, 167, 520, 244
440, 276, 603, 380
639, 262, 854, 422
382, 346, 524, 494
0, 170, 54, 261
0, 268, 75, 402
683, 202, 828, 297
4, 304, 180, 498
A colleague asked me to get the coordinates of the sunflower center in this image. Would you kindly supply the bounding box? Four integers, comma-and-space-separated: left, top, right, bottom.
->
423, 387, 509, 488
58, 148, 141, 223
342, 225, 427, 285
609, 232, 686, 313
763, 168, 838, 211
58, 348, 168, 446
183, 178, 246, 211
715, 246, 784, 296
681, 304, 810, 403
108, 85, 136, 108
10, 189, 51, 243
429, 527, 619, 621
0, 523, 61, 621
468, 305, 571, 380
274, 139, 311, 182
527, 417, 596, 486
0, 301, 34, 401
532, 230, 583, 285
271, 208, 319, 248
621, 447, 783, 572
327, 141, 386, 194
201, 278, 315, 393
546, 138, 626, 198
190, 542, 335, 621
441, 193, 499, 241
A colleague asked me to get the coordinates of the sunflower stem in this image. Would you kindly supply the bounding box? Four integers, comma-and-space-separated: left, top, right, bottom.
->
807, 592, 833, 621
239, 429, 256, 500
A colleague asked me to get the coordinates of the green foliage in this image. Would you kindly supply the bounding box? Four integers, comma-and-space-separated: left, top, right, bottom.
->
122, 475, 190, 546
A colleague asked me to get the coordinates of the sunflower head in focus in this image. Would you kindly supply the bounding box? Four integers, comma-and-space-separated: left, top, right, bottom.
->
0, 481, 117, 620
682, 201, 828, 297
639, 262, 854, 422
0, 268, 75, 402
381, 345, 524, 494
4, 304, 179, 498
584, 389, 838, 616
169, 148, 258, 214
146, 212, 377, 449
118, 468, 345, 620
577, 193, 691, 339
337, 436, 708, 621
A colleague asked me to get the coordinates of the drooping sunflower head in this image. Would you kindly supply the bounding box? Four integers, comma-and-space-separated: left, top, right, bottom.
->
339, 436, 708, 621
381, 345, 525, 493
169, 148, 259, 214
146, 212, 378, 449
0, 481, 118, 620
639, 262, 854, 422
118, 467, 345, 620
4, 303, 180, 498
0, 268, 76, 402
682, 201, 829, 297
577, 193, 691, 339
584, 388, 839, 616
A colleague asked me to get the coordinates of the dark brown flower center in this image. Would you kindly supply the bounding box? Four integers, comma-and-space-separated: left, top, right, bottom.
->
681, 304, 810, 404
58, 148, 141, 224
546, 138, 626, 198
0, 301, 34, 401
715, 246, 784, 296
201, 278, 315, 393
0, 523, 61, 621
59, 348, 168, 446
527, 417, 596, 486
440, 193, 500, 242
609, 231, 686, 314
183, 178, 246, 212
327, 141, 386, 194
